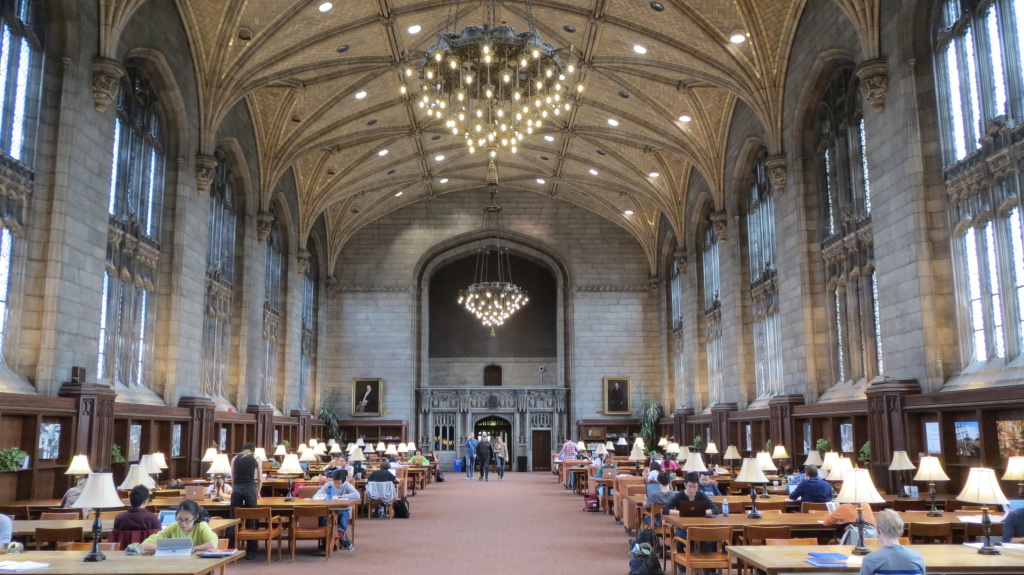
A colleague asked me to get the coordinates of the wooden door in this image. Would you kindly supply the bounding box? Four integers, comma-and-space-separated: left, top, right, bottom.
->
531, 429, 551, 471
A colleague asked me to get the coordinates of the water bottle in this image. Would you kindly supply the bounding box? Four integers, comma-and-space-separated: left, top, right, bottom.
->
722, 499, 729, 516
326, 485, 334, 500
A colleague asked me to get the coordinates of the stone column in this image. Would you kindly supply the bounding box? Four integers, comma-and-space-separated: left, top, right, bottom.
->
59, 377, 117, 472
710, 403, 736, 456
290, 408, 312, 444
768, 394, 804, 473
178, 396, 216, 476
865, 379, 920, 494
246, 404, 276, 452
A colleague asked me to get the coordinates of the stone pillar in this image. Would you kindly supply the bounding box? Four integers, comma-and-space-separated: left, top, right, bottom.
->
865, 379, 920, 494
710, 403, 737, 454
672, 406, 692, 445
178, 396, 216, 476
59, 376, 117, 472
768, 394, 805, 473
246, 404, 276, 451
290, 408, 312, 443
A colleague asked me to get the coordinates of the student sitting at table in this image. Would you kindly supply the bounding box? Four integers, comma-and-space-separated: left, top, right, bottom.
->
823, 501, 877, 543
407, 451, 429, 466
0, 513, 11, 546
787, 464, 831, 503
593, 457, 617, 497
1002, 505, 1024, 543
111, 485, 162, 549
859, 509, 925, 575
140, 500, 218, 552
663, 472, 720, 552
61, 477, 87, 507
646, 460, 662, 482
698, 471, 722, 496
643, 472, 676, 526
313, 470, 360, 551
205, 476, 233, 498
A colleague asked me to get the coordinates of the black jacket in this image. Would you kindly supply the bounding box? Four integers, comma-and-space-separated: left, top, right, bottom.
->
476, 440, 495, 461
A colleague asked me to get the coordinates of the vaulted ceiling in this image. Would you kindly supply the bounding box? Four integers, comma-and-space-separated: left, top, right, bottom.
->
105, 0, 880, 271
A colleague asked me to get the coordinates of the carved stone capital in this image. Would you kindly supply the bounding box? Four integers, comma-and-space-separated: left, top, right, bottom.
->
91, 57, 126, 112
256, 211, 274, 242
296, 249, 310, 275
710, 211, 728, 242
855, 58, 888, 113
673, 248, 687, 274
195, 154, 218, 195
765, 154, 787, 193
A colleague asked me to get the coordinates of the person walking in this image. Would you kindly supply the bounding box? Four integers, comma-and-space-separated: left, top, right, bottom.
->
464, 432, 479, 480
492, 436, 508, 480
476, 434, 496, 481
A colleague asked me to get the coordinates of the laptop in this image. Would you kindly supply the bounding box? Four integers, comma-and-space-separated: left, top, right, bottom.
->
602, 468, 617, 479
787, 484, 798, 495
1005, 499, 1024, 512
154, 537, 193, 557
646, 483, 663, 497
184, 486, 206, 501
825, 501, 840, 513
158, 509, 178, 527
676, 500, 711, 517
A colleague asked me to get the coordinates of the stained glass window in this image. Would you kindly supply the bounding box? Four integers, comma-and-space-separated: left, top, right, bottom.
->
201, 151, 238, 400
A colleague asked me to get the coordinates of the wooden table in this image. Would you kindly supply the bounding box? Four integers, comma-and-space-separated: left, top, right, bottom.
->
150, 497, 355, 513
728, 544, 1024, 574
11, 518, 239, 539
624, 494, 793, 531
0, 549, 245, 575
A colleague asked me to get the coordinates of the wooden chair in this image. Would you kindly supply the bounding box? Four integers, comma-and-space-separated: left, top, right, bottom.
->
907, 522, 953, 544
801, 502, 829, 512
755, 500, 788, 512
640, 503, 675, 569
234, 507, 283, 564
958, 505, 988, 513
295, 485, 320, 499
738, 525, 791, 545
964, 521, 1003, 542
864, 537, 910, 546
671, 526, 731, 575
0, 505, 31, 520
40, 512, 81, 520
893, 499, 932, 512
289, 505, 334, 562
34, 527, 84, 550
61, 542, 118, 551
766, 537, 818, 545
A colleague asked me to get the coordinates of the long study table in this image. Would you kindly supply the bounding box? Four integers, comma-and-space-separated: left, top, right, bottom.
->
728, 544, 1024, 574
11, 518, 239, 539
0, 549, 245, 575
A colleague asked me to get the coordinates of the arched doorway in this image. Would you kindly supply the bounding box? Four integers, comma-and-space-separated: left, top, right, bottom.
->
474, 415, 512, 447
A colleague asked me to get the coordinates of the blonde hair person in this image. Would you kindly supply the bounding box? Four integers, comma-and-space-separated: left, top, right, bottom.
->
492, 436, 509, 480
859, 509, 925, 575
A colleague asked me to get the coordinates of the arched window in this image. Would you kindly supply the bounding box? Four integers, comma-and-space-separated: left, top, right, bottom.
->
299, 249, 318, 407
702, 213, 724, 405
0, 0, 44, 360
747, 152, 783, 399
261, 210, 283, 405
201, 150, 238, 400
97, 66, 165, 388
936, 0, 1024, 364
815, 66, 882, 386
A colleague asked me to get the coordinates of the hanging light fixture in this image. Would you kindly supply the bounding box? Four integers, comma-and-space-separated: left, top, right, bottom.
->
400, 0, 579, 159
457, 158, 528, 334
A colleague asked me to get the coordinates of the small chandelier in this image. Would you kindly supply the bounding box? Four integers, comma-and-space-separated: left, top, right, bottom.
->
400, 0, 580, 158
457, 157, 529, 334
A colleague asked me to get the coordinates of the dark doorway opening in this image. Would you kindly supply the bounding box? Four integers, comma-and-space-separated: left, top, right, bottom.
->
484, 365, 502, 386
531, 429, 551, 471
474, 415, 512, 446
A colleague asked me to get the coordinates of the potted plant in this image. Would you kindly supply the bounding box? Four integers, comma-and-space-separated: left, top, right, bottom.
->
0, 447, 28, 471
815, 438, 831, 456
635, 400, 661, 452
858, 441, 871, 469
693, 435, 704, 453
111, 443, 126, 465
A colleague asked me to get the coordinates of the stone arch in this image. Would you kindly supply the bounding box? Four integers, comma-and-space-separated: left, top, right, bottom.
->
123, 48, 190, 161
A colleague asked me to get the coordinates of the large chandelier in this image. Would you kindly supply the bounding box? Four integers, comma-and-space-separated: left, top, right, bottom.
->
401, 0, 579, 157
457, 159, 529, 334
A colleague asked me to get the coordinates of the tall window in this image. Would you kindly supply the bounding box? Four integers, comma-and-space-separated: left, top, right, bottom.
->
702, 215, 724, 405
937, 0, 1024, 364
97, 67, 165, 388
261, 211, 283, 405
0, 0, 43, 359
200, 151, 237, 399
298, 251, 317, 407
816, 66, 882, 385
747, 152, 783, 398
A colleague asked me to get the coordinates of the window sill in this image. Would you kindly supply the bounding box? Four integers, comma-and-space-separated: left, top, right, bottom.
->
942, 355, 1024, 392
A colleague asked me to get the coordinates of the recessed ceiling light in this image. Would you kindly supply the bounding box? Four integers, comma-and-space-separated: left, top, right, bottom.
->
318, 2, 333, 12
678, 115, 692, 123
650, 2, 665, 11
395, 191, 404, 197
355, 91, 367, 99
633, 45, 647, 55
563, 25, 576, 33
607, 118, 619, 126
439, 178, 448, 183
596, 149, 606, 156
649, 172, 660, 178
544, 135, 555, 142
367, 118, 377, 125
387, 169, 396, 175
431, 135, 442, 140
407, 25, 421, 34
540, 156, 550, 161
536, 178, 546, 184
589, 169, 599, 175
378, 149, 388, 156
237, 28, 253, 41
730, 30, 748, 44
434, 155, 445, 161
624, 209, 634, 215
618, 91, 630, 98
336, 45, 349, 53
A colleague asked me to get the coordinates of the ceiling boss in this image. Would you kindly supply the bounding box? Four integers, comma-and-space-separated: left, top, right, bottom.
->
400, 0, 580, 158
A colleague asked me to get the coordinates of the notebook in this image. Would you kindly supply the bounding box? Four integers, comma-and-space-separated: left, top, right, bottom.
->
184, 486, 206, 501
806, 552, 848, 568
675, 500, 710, 517
158, 509, 178, 527
154, 538, 193, 557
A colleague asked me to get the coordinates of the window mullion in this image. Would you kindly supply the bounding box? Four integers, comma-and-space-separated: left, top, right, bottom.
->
994, 210, 1022, 358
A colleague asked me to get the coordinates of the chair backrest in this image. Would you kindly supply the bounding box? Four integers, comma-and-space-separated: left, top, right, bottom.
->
62, 542, 119, 551
958, 505, 987, 513
685, 526, 732, 553
864, 537, 910, 546
108, 528, 159, 550
893, 499, 932, 512
908, 522, 953, 544
218, 538, 229, 549
365, 481, 396, 502
766, 537, 818, 546
295, 485, 320, 499
0, 505, 31, 520
801, 502, 829, 513
234, 507, 272, 528
292, 505, 330, 531
964, 521, 1003, 540
40, 512, 80, 520
756, 500, 788, 512
34, 527, 84, 550
742, 525, 792, 545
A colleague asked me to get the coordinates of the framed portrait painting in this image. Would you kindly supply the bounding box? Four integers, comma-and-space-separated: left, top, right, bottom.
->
352, 378, 384, 416
603, 377, 630, 415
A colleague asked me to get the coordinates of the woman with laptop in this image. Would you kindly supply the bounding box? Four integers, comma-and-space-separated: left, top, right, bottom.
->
140, 500, 218, 552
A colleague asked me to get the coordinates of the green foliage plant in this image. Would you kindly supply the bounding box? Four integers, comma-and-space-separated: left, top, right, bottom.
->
635, 400, 661, 452
0, 447, 28, 471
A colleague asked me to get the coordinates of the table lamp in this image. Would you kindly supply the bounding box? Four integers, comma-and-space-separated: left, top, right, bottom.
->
595, 443, 608, 457
277, 453, 304, 501
665, 442, 680, 457
576, 440, 587, 456
705, 441, 719, 467
72, 473, 125, 562
329, 443, 342, 456
820, 451, 838, 477
605, 440, 616, 454
889, 450, 916, 498
658, 437, 669, 448
1002, 456, 1024, 498
408, 440, 418, 451
771, 445, 790, 476
206, 453, 232, 502
253, 447, 268, 463
202, 446, 219, 462
119, 463, 156, 490
349, 445, 367, 479
140, 454, 162, 484
835, 468, 886, 555
634, 437, 646, 451
913, 456, 949, 516
723, 445, 742, 478
677, 445, 691, 464
309, 439, 318, 449
65, 454, 93, 477
151, 452, 168, 471
355, 437, 365, 448
957, 467, 1009, 555
756, 452, 778, 498
682, 451, 708, 473
803, 450, 824, 468
827, 456, 853, 500
375, 441, 386, 452
616, 437, 628, 447
385, 444, 398, 457
299, 445, 317, 477
628, 441, 646, 471
314, 442, 328, 456
735, 458, 770, 518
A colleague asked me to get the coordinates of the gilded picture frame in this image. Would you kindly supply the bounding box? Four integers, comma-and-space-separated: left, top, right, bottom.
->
603, 377, 631, 415
352, 378, 384, 416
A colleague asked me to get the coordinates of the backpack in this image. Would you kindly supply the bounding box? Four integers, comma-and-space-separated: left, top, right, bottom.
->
583, 494, 600, 511
435, 471, 445, 483
632, 527, 662, 556
628, 542, 665, 575
393, 498, 410, 518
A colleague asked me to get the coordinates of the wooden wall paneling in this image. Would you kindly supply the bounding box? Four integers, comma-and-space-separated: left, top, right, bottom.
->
177, 396, 216, 477
711, 403, 737, 459
245, 404, 275, 452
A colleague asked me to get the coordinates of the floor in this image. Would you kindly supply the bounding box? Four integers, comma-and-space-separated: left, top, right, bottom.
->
240, 470, 628, 575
